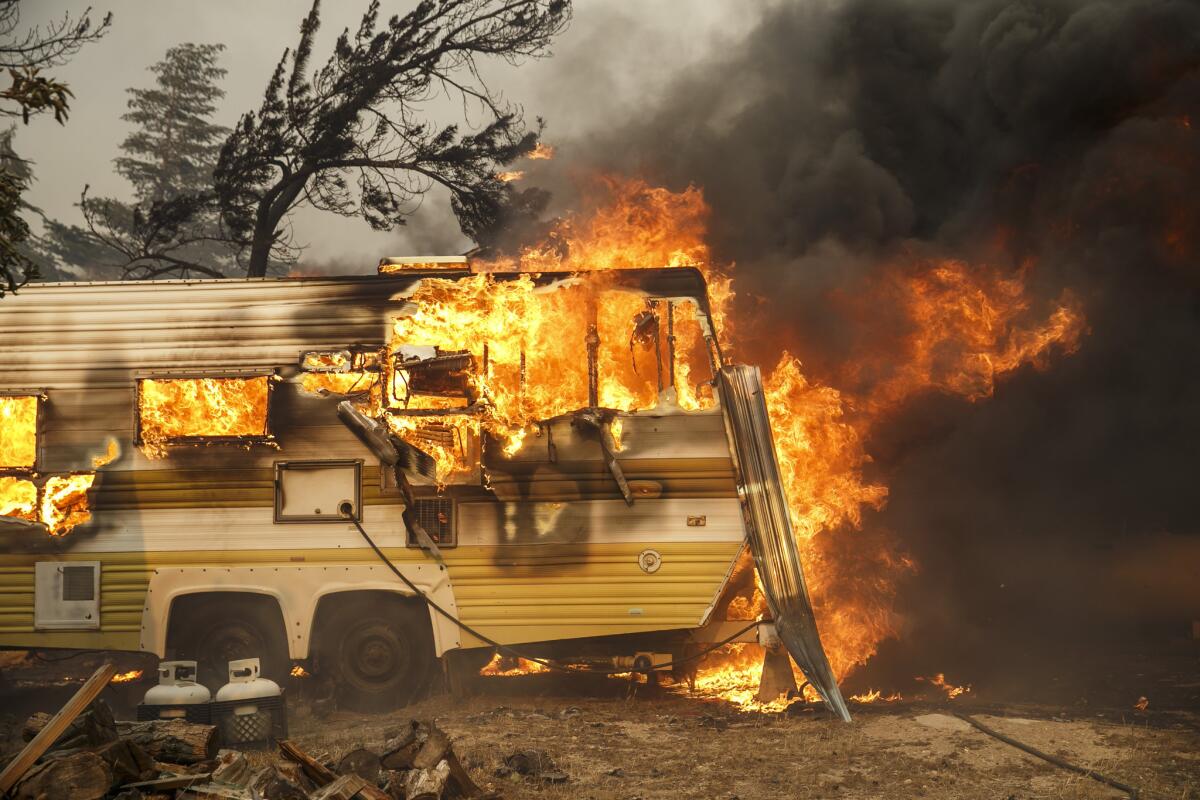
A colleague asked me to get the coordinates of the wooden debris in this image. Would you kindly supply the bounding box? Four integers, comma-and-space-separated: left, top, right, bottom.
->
124, 773, 214, 792
120, 719, 220, 765
442, 750, 484, 798
296, 772, 391, 800
411, 726, 451, 770
405, 759, 451, 800
93, 737, 157, 785
278, 738, 338, 787
336, 747, 382, 783
0, 661, 116, 793
13, 750, 113, 800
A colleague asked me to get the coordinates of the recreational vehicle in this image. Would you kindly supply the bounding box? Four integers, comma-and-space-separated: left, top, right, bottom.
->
0, 260, 848, 719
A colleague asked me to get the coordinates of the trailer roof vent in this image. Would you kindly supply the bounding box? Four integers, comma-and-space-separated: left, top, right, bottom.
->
378, 255, 469, 274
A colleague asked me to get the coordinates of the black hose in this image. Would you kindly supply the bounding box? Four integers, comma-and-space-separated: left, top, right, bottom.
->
954, 712, 1141, 799
346, 513, 759, 676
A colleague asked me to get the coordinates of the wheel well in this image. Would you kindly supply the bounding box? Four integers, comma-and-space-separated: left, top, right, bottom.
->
310, 590, 432, 659
165, 592, 287, 654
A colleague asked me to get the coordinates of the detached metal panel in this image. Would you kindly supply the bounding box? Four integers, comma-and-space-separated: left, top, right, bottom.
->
717, 364, 851, 722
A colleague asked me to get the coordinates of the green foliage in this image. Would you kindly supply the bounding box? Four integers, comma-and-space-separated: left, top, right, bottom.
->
1, 66, 72, 124
0, 1, 110, 293
215, 0, 571, 277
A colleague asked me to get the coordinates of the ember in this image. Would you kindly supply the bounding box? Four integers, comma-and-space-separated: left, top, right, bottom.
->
290, 665, 310, 678
918, 673, 971, 699
479, 653, 550, 677
109, 670, 143, 684
849, 689, 905, 703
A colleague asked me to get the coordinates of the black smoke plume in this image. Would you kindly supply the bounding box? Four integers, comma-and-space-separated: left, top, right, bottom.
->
520, 0, 1200, 690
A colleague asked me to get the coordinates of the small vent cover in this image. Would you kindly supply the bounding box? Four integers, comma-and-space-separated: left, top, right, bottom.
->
410, 498, 454, 546
61, 566, 96, 601
35, 562, 100, 630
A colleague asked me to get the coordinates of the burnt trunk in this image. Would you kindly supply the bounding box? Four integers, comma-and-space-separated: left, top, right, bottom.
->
404, 760, 451, 800
118, 719, 219, 764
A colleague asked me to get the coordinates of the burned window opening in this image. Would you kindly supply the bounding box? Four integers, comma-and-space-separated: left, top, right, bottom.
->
0, 393, 41, 473
390, 349, 475, 411
136, 375, 275, 459
381, 274, 722, 486
299, 348, 383, 399
628, 304, 664, 394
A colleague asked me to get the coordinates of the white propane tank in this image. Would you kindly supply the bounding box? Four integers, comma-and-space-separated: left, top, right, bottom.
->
213, 658, 286, 747
138, 661, 211, 722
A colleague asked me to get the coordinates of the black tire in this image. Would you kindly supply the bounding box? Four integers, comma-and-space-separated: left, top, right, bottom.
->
168, 595, 290, 692
314, 594, 433, 712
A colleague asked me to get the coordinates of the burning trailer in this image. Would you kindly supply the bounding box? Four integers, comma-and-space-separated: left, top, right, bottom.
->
0, 258, 847, 720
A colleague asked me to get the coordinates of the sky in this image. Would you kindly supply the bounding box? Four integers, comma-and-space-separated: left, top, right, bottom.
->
18, 1, 761, 271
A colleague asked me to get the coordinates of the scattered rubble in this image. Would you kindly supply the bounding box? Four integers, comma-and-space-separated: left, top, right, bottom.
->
0, 664, 500, 800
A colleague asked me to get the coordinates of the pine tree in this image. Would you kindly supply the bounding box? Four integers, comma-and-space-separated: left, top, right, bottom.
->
48, 43, 240, 279
116, 43, 228, 202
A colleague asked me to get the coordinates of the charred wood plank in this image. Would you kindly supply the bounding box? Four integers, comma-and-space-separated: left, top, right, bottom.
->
0, 662, 116, 793
277, 739, 337, 787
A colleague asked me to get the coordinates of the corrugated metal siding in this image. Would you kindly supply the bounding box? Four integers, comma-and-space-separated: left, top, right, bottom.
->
0, 275, 746, 653
0, 277, 422, 389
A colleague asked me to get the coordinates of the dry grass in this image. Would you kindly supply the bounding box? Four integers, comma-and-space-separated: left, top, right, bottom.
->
285, 688, 1200, 799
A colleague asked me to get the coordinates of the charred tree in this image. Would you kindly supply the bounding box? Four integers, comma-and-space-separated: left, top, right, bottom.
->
215, 0, 570, 278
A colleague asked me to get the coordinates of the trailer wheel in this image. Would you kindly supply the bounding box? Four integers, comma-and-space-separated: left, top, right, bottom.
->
168, 594, 289, 691
315, 595, 433, 711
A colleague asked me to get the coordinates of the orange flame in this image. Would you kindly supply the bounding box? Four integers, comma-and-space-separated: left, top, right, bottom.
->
476, 175, 711, 275
0, 395, 38, 470
527, 142, 555, 160
384, 270, 716, 480
1, 437, 118, 536
110, 669, 143, 684
917, 673, 971, 699
495, 170, 525, 183
290, 665, 310, 678
847, 261, 1087, 412
138, 377, 271, 458
1134, 696, 1149, 711
479, 653, 550, 676
0, 476, 37, 522
850, 689, 903, 703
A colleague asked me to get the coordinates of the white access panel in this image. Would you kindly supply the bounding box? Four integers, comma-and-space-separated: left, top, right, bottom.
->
274, 460, 361, 522
34, 561, 101, 630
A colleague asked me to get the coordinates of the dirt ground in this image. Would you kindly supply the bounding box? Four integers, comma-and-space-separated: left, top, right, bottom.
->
2, 653, 1199, 799
286, 689, 1199, 800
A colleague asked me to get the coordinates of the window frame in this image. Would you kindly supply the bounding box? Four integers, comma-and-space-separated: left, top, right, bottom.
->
0, 390, 44, 475
133, 370, 277, 451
